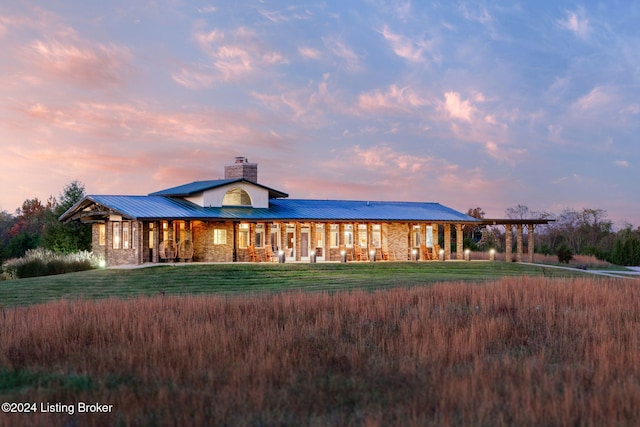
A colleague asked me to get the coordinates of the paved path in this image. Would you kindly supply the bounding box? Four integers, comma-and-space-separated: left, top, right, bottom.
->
521, 263, 640, 279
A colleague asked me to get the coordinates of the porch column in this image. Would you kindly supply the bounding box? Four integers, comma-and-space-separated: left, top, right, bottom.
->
265, 223, 272, 248
516, 224, 523, 262
233, 222, 239, 262
456, 224, 464, 260
432, 224, 439, 254
279, 222, 286, 254
325, 223, 331, 260
295, 222, 301, 261
152, 221, 160, 263
444, 224, 451, 260
528, 224, 535, 263
505, 225, 512, 263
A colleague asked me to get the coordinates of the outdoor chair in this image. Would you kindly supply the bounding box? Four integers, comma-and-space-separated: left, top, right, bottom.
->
178, 239, 194, 262
159, 240, 177, 262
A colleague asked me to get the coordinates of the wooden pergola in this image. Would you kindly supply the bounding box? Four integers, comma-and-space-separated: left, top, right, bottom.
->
480, 219, 554, 263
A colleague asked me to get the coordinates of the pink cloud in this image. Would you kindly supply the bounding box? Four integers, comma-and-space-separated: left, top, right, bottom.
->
442, 91, 476, 122
175, 25, 288, 87
26, 39, 133, 88
357, 84, 431, 115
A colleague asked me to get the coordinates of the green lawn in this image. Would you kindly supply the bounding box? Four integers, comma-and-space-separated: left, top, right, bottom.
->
0, 261, 593, 308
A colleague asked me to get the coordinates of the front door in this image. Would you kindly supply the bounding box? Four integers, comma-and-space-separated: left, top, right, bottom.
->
300, 227, 310, 260
286, 225, 295, 260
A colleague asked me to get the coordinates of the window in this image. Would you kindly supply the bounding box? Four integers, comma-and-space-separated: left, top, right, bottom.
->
426, 226, 433, 248
238, 223, 250, 249
122, 222, 130, 249
177, 221, 186, 242
255, 224, 265, 248
371, 224, 381, 248
344, 224, 354, 248
222, 188, 252, 206
413, 225, 421, 248
99, 224, 106, 246
112, 222, 121, 249
358, 224, 367, 247
316, 224, 325, 248
162, 221, 169, 242
214, 229, 227, 245
330, 224, 339, 247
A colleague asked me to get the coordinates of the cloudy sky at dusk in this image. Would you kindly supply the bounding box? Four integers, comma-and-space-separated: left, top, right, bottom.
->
1, 1, 639, 225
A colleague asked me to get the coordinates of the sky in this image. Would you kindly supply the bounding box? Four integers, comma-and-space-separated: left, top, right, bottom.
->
1, 1, 639, 226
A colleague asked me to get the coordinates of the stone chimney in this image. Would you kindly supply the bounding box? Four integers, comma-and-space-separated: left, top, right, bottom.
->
224, 156, 258, 182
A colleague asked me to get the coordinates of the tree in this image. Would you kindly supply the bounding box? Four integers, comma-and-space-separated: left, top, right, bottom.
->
0, 210, 16, 263
42, 181, 91, 254
7, 198, 54, 257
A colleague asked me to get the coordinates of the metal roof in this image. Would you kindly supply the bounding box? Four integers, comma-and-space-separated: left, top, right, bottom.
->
60, 195, 480, 223
149, 178, 288, 199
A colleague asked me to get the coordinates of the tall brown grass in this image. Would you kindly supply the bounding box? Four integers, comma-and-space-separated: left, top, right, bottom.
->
2, 277, 640, 426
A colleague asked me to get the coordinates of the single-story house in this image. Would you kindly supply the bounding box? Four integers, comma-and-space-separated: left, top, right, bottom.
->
60, 157, 548, 266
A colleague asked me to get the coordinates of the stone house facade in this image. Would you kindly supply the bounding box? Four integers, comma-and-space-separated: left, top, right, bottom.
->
61, 157, 547, 267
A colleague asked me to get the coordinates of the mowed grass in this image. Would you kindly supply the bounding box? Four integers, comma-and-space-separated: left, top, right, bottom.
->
1, 276, 640, 426
0, 261, 592, 307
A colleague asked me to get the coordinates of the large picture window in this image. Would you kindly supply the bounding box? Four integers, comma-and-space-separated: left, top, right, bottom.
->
99, 224, 106, 246
112, 222, 121, 249
122, 222, 130, 249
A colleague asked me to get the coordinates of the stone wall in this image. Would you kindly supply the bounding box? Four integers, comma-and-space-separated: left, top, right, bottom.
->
191, 220, 234, 262
383, 223, 409, 260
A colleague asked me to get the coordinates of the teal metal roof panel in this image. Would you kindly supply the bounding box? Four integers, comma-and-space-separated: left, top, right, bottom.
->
72, 196, 479, 223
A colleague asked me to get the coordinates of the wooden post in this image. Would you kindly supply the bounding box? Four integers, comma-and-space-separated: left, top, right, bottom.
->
456, 224, 464, 260
444, 224, 451, 260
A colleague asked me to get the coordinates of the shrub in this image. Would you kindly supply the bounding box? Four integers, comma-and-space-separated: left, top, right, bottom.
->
1, 248, 99, 280
556, 244, 574, 263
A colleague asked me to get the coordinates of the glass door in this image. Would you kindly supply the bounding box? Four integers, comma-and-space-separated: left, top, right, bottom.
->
300, 227, 310, 260
286, 225, 295, 260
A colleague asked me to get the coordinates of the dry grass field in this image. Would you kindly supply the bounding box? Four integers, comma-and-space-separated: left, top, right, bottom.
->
2, 276, 640, 426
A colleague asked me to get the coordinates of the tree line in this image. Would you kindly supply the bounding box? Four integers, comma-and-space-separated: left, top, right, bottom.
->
0, 181, 91, 265
466, 205, 640, 266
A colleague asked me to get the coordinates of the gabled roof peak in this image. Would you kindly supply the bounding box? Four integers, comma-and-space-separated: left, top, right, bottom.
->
149, 178, 288, 199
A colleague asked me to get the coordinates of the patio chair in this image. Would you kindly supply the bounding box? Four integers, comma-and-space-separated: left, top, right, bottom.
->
178, 239, 194, 262
159, 240, 177, 262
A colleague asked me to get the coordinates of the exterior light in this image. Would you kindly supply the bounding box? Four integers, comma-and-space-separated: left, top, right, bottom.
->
278, 250, 285, 263
489, 248, 496, 261
412, 249, 419, 261
439, 249, 445, 261
370, 249, 376, 262
465, 249, 471, 261
310, 250, 316, 263
340, 250, 347, 263
98, 259, 107, 268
